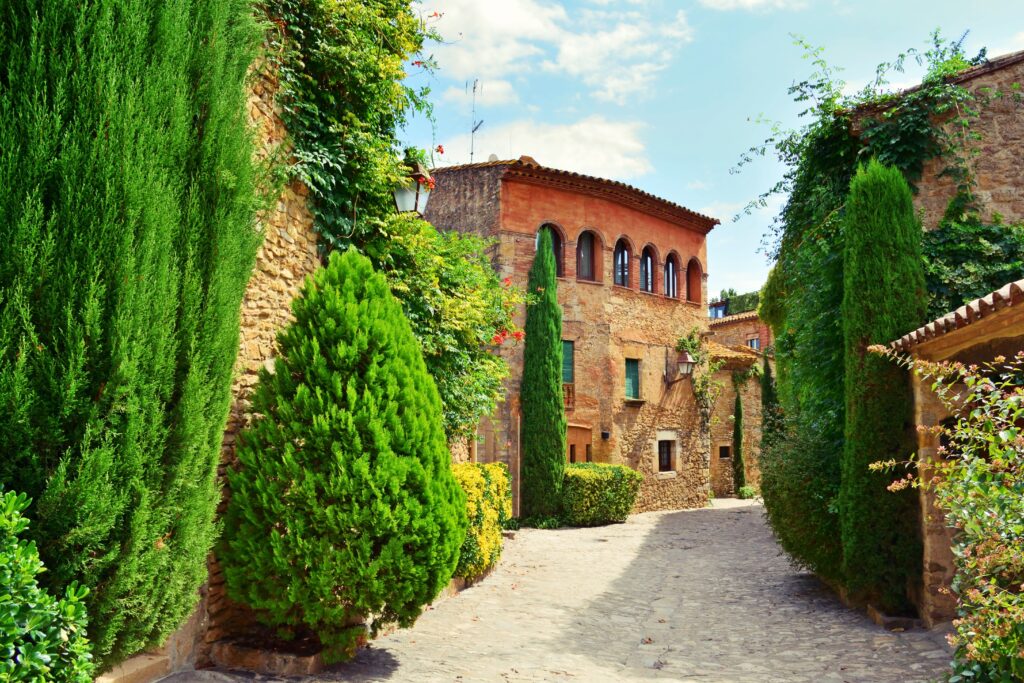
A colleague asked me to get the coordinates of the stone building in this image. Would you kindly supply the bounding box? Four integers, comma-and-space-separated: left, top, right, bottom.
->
707, 342, 762, 498
426, 155, 763, 512
855, 48, 1024, 230
708, 309, 773, 353
889, 278, 1024, 627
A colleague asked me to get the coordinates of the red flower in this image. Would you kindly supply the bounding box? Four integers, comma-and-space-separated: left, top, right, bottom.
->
512, 330, 525, 342
436, 144, 445, 154
491, 334, 503, 345
502, 277, 512, 287
412, 60, 424, 67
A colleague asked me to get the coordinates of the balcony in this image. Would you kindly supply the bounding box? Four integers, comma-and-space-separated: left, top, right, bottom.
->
563, 383, 575, 411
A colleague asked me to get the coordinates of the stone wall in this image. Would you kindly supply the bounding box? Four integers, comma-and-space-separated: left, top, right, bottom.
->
201, 62, 322, 663
709, 362, 763, 498
708, 313, 772, 352
855, 53, 1024, 230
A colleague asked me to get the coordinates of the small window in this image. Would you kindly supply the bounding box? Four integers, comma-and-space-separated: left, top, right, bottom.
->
664, 255, 679, 298
570, 444, 577, 464
747, 338, 761, 351
625, 358, 641, 399
562, 340, 575, 383
577, 232, 597, 281
640, 247, 655, 293
614, 239, 630, 287
586, 444, 593, 463
719, 445, 731, 460
658, 440, 674, 472
536, 225, 564, 277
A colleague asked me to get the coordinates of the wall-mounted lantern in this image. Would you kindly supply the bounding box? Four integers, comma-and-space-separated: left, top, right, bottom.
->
665, 348, 697, 385
393, 161, 433, 215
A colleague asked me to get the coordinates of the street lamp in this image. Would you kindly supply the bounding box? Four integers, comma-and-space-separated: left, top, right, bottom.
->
677, 350, 696, 378
393, 161, 434, 215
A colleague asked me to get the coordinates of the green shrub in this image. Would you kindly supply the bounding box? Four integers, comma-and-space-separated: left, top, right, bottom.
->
732, 390, 747, 492
0, 0, 262, 667
562, 464, 643, 527
453, 463, 511, 581
221, 250, 468, 663
737, 486, 759, 500
519, 227, 567, 517
0, 491, 93, 682
840, 160, 924, 612
886, 351, 1024, 680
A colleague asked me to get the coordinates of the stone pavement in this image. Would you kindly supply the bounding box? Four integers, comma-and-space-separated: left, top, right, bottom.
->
167, 500, 953, 683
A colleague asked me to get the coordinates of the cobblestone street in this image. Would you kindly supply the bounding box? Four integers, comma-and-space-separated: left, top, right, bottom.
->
184, 500, 953, 683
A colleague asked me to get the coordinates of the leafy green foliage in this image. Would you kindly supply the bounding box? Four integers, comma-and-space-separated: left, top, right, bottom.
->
744, 32, 999, 598
221, 250, 468, 663
263, 0, 436, 248
760, 355, 783, 449
872, 349, 1024, 681
923, 217, 1024, 320
0, 491, 93, 681
840, 161, 924, 611
732, 390, 747, 493
519, 228, 567, 518
561, 464, 643, 527
712, 289, 760, 315
737, 486, 759, 500
0, 0, 262, 668
364, 213, 523, 439
452, 463, 511, 581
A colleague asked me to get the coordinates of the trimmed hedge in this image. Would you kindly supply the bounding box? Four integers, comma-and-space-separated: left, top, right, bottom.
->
562, 464, 642, 527
1, 491, 93, 681
452, 463, 512, 581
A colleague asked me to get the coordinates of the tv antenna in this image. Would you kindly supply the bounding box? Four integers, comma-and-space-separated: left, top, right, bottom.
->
469, 79, 484, 163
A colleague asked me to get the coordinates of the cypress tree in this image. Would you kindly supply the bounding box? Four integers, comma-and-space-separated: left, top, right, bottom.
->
519, 228, 567, 518
760, 354, 782, 448
732, 389, 746, 493
840, 159, 925, 612
221, 250, 468, 663
0, 0, 261, 667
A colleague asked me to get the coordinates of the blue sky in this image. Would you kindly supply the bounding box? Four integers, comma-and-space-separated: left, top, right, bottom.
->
402, 0, 1024, 297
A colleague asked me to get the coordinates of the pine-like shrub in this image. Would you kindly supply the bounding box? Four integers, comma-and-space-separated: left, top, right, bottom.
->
519, 228, 567, 517
562, 464, 643, 527
0, 0, 261, 667
760, 354, 783, 448
221, 250, 468, 663
840, 160, 925, 612
452, 463, 511, 581
732, 391, 746, 493
1, 491, 93, 682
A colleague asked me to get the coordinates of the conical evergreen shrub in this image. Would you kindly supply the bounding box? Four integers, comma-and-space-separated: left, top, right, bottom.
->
221, 249, 467, 663
840, 159, 925, 612
519, 228, 567, 518
732, 390, 746, 493
0, 0, 261, 668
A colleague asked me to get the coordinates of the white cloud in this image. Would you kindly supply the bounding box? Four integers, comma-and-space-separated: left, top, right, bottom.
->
430, 0, 566, 80
991, 31, 1024, 58
545, 11, 693, 103
698, 0, 807, 10
429, 0, 692, 103
698, 201, 745, 222
439, 115, 652, 180
687, 180, 710, 191
442, 79, 519, 107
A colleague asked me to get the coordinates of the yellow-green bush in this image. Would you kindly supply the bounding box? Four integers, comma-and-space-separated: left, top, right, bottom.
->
562, 463, 643, 527
453, 463, 511, 580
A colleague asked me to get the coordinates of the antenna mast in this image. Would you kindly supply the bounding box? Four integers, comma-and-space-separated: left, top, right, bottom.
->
470, 79, 483, 163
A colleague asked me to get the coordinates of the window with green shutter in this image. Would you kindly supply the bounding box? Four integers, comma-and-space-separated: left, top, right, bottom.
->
562, 340, 574, 383
625, 358, 640, 399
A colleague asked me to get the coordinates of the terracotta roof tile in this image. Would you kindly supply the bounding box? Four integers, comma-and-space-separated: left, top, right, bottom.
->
431, 156, 718, 232
890, 279, 1024, 353
707, 340, 759, 364
709, 310, 760, 327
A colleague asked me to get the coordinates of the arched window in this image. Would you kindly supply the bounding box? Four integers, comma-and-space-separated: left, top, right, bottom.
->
614, 239, 630, 287
640, 247, 655, 293
686, 258, 703, 304
664, 254, 679, 298
536, 224, 564, 277
576, 231, 598, 281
